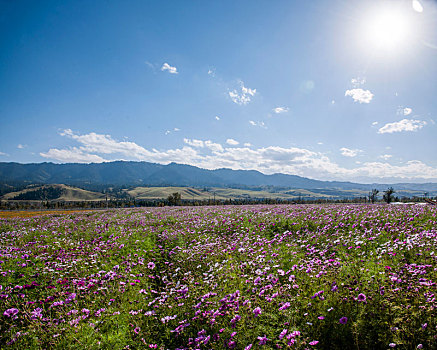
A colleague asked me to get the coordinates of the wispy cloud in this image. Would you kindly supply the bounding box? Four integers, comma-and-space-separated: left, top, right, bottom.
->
40, 130, 437, 181
215, 116, 220, 121
273, 107, 289, 114
161, 62, 178, 74
17, 144, 25, 149
0, 151, 9, 156
379, 154, 392, 160
184, 139, 204, 148
249, 120, 267, 128
228, 81, 256, 105
340, 147, 362, 157
207, 68, 216, 77
351, 77, 366, 87
345, 88, 374, 103
226, 138, 239, 146
378, 119, 427, 134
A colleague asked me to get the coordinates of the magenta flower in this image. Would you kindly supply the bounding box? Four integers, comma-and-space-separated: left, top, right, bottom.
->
147, 262, 155, 269
3, 308, 19, 318
339, 317, 348, 324
257, 335, 268, 345
309, 340, 319, 345
253, 307, 262, 317
279, 302, 290, 311
357, 293, 366, 302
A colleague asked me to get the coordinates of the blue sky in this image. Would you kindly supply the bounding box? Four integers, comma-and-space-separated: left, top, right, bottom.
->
1, 0, 437, 183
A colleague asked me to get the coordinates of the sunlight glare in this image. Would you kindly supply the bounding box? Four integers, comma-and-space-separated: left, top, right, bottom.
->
365, 8, 410, 51
412, 0, 423, 13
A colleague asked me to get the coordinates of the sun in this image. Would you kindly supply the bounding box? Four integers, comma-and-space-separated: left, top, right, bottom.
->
361, 5, 412, 53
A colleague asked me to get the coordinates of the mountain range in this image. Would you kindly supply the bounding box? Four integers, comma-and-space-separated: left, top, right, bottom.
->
0, 161, 436, 197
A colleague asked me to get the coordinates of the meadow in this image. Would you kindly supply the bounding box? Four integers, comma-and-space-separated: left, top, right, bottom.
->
0, 204, 436, 349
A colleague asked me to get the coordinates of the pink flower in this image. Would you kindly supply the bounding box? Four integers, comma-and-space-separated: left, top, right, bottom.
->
309, 340, 319, 345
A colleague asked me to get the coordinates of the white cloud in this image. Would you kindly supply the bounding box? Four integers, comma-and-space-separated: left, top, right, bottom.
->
244, 142, 252, 147
41, 129, 437, 181
397, 106, 413, 116
165, 130, 171, 135
379, 154, 392, 160
40, 147, 106, 163
345, 88, 374, 103
161, 62, 178, 74
403, 107, 412, 116
207, 68, 216, 77
378, 119, 427, 134
317, 142, 323, 145
184, 139, 204, 148
173, 128, 180, 132
226, 138, 239, 146
340, 147, 362, 157
215, 116, 220, 121
249, 120, 266, 128
0, 151, 9, 156
228, 81, 256, 105
372, 121, 378, 126
273, 107, 289, 114
205, 141, 224, 153
17, 144, 25, 149
351, 77, 366, 87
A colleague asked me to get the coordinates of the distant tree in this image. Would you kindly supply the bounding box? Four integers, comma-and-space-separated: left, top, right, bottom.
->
369, 189, 379, 203
167, 192, 182, 206
383, 187, 395, 204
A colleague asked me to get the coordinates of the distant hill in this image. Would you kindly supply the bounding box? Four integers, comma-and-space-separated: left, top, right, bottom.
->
0, 161, 436, 198
1, 184, 107, 201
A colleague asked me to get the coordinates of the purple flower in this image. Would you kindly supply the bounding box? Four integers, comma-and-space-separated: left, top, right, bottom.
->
257, 335, 269, 345
4, 308, 19, 318
309, 340, 319, 345
244, 345, 252, 350
253, 307, 262, 317
389, 343, 396, 348
133, 327, 140, 334
148, 262, 155, 269
357, 293, 366, 302
421, 323, 427, 329
279, 302, 290, 311
279, 329, 287, 339
417, 344, 423, 349
31, 307, 43, 319
339, 317, 348, 324
65, 292, 77, 304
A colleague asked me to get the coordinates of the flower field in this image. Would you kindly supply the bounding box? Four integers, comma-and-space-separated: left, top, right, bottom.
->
1, 204, 436, 349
